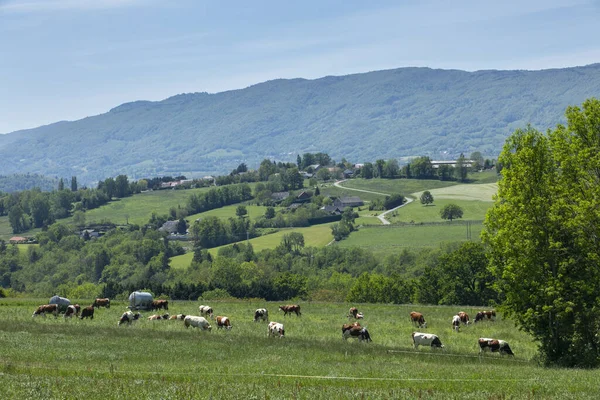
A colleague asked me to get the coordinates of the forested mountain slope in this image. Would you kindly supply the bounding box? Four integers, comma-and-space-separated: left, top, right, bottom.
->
2, 64, 599, 184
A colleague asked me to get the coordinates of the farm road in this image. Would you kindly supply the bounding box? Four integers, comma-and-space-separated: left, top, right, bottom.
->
333, 180, 414, 225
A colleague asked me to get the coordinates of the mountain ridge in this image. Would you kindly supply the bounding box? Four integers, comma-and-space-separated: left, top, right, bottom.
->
2, 64, 600, 184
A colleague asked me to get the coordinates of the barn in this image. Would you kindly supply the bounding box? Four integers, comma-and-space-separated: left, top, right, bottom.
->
49, 295, 71, 312
128, 291, 154, 310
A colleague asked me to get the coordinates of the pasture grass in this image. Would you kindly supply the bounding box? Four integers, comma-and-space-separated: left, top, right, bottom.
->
0, 298, 596, 399
386, 198, 493, 224
336, 223, 484, 257
169, 224, 335, 269
80, 187, 214, 226
187, 204, 269, 222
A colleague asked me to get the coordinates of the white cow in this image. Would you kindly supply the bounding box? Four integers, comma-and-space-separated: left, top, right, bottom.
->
268, 321, 285, 338
184, 315, 212, 331
199, 305, 213, 318
451, 315, 461, 332
412, 332, 444, 349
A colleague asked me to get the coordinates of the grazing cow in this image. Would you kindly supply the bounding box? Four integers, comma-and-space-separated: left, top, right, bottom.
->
268, 321, 285, 338
169, 314, 186, 320
184, 315, 212, 331
452, 315, 461, 332
458, 311, 470, 325
478, 338, 514, 356
342, 323, 372, 342
32, 304, 59, 318
79, 306, 94, 320
410, 311, 427, 328
254, 308, 268, 322
199, 305, 214, 318
118, 311, 141, 326
64, 304, 81, 318
412, 332, 444, 349
475, 310, 497, 323
148, 313, 170, 320
216, 316, 232, 330
92, 298, 110, 309
279, 304, 301, 317
151, 300, 169, 311
347, 307, 364, 320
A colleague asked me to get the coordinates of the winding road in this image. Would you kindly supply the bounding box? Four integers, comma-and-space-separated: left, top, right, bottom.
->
333, 180, 414, 225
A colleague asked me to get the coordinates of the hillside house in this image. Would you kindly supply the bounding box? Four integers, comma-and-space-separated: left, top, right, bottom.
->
79, 229, 100, 240
431, 160, 473, 168
295, 191, 312, 203
158, 220, 179, 234
343, 169, 354, 178
307, 164, 321, 172
271, 191, 290, 203
321, 205, 345, 215
334, 196, 364, 208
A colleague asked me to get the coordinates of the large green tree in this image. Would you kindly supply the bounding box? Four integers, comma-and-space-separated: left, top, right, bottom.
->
483, 99, 600, 367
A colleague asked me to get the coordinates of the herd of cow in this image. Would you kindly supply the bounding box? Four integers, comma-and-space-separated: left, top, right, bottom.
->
31, 300, 513, 356
408, 310, 514, 356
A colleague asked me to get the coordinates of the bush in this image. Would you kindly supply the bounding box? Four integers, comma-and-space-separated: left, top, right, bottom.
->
198, 288, 233, 301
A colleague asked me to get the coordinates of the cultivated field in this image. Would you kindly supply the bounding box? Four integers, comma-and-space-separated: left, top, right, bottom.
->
0, 298, 596, 399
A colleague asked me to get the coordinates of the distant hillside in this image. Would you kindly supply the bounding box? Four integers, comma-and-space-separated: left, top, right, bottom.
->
2, 64, 600, 184
0, 174, 59, 193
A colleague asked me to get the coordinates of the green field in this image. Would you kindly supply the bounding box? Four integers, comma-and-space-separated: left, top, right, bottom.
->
170, 224, 335, 269
187, 204, 268, 222
81, 187, 213, 226
0, 298, 595, 398
336, 223, 484, 257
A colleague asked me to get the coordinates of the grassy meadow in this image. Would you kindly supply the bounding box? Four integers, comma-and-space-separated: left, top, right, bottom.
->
170, 224, 335, 269
336, 223, 484, 257
0, 298, 596, 399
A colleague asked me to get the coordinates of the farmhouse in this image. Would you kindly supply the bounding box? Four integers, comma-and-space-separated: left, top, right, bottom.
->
321, 205, 345, 215
159, 220, 179, 234
334, 196, 364, 208
271, 191, 290, 203
430, 160, 473, 168
9, 236, 27, 244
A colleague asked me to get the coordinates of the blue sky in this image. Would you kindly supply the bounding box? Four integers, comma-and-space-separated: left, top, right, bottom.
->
1, 0, 599, 134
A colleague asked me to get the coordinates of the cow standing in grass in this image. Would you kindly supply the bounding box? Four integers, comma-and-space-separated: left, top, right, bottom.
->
199, 305, 213, 318
151, 300, 169, 311
348, 307, 364, 320
64, 304, 81, 318
184, 315, 212, 331
268, 322, 285, 338
457, 311, 470, 325
169, 314, 186, 320
412, 332, 444, 349
92, 298, 110, 309
32, 304, 59, 318
410, 311, 427, 328
342, 322, 371, 342
118, 311, 141, 326
452, 315, 461, 332
475, 311, 496, 323
80, 306, 94, 320
254, 308, 268, 322
216, 316, 232, 330
478, 338, 514, 356
279, 305, 301, 317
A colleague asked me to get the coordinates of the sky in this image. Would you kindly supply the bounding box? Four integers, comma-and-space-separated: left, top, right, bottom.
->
1, 0, 600, 134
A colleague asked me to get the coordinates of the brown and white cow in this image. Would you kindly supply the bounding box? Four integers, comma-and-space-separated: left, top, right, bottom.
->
79, 306, 94, 319
451, 315, 461, 332
268, 321, 285, 338
347, 307, 364, 320
169, 314, 186, 320
216, 316, 232, 330
412, 332, 444, 349
64, 304, 81, 318
32, 304, 59, 318
410, 311, 427, 328
458, 311, 470, 325
148, 313, 170, 320
478, 338, 514, 356
474, 310, 496, 323
279, 304, 301, 317
184, 315, 212, 331
342, 322, 371, 342
118, 311, 141, 326
199, 305, 214, 318
92, 298, 110, 308
254, 308, 268, 322
151, 300, 169, 311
